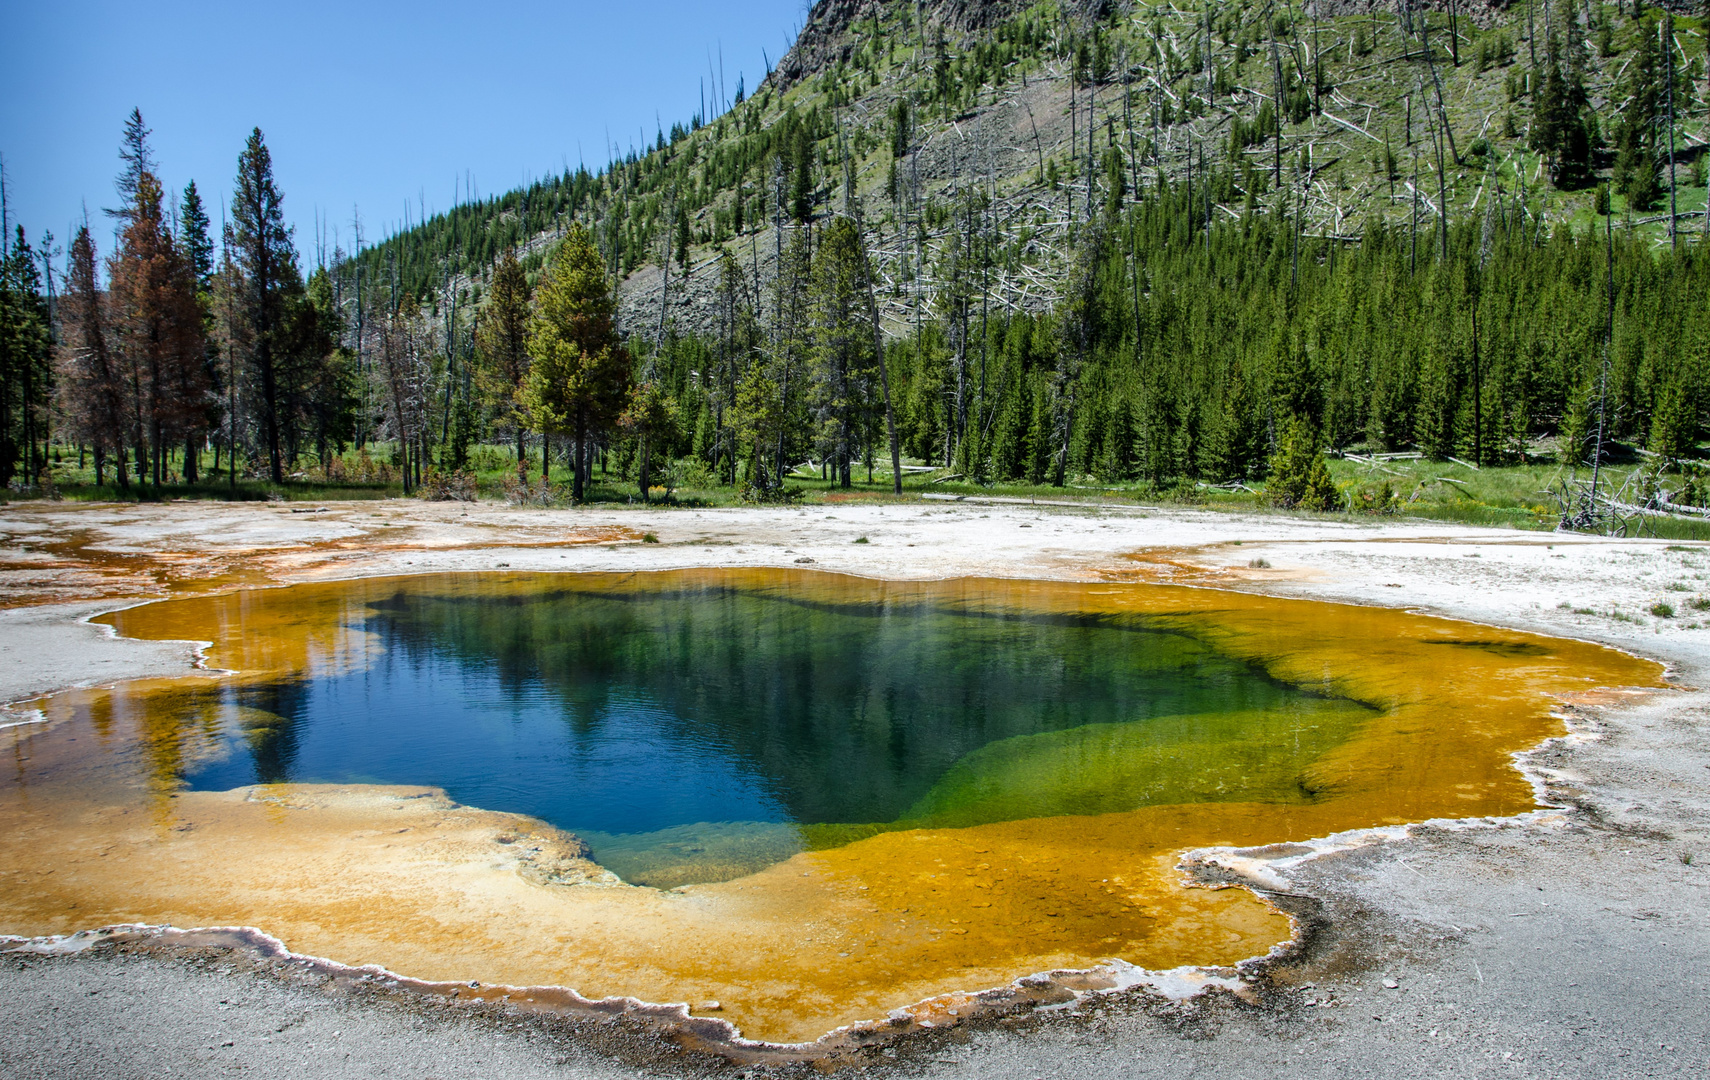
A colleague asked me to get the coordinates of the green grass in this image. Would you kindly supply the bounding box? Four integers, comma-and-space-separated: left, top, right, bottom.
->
7, 476, 394, 504
13, 442, 1710, 544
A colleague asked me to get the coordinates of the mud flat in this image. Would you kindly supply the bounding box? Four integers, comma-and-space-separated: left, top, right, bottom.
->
2, 498, 1707, 1078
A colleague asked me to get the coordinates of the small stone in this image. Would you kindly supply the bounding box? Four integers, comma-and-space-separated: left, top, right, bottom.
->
794, 556, 815, 564
1382, 978, 1400, 989
696, 1000, 722, 1012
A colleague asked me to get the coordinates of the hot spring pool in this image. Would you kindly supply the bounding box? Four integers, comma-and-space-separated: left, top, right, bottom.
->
0, 569, 1662, 1044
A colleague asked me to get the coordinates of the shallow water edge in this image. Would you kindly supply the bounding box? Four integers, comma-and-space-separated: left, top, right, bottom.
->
0, 569, 1668, 1046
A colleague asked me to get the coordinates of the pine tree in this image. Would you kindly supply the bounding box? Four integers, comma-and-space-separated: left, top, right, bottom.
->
522, 224, 632, 501
792, 129, 815, 223
1267, 416, 1339, 510
622, 378, 676, 501
0, 227, 51, 486
178, 179, 218, 481
180, 181, 215, 290
1615, 21, 1664, 209
732, 366, 785, 497
475, 249, 534, 478
106, 108, 154, 224
230, 128, 304, 484
55, 225, 127, 487
301, 268, 356, 471
1202, 363, 1263, 481
708, 251, 757, 483
1648, 379, 1695, 460
108, 172, 208, 487
1530, 39, 1592, 188
810, 217, 880, 487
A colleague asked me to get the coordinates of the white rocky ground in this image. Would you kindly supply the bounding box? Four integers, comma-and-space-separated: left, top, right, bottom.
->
1, 496, 1706, 1078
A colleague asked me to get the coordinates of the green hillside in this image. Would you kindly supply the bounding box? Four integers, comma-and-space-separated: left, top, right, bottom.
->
309, 2, 1710, 521
355, 0, 1710, 307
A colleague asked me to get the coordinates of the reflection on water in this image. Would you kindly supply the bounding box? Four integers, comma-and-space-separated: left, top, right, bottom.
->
166, 579, 1374, 885
0, 570, 1665, 1045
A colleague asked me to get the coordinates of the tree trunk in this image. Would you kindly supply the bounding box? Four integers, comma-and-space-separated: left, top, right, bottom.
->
572, 419, 587, 503
862, 238, 904, 496
1472, 301, 1482, 466
839, 413, 852, 489
261, 356, 284, 485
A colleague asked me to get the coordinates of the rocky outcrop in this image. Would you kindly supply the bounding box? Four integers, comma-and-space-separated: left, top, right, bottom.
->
767, 0, 1044, 93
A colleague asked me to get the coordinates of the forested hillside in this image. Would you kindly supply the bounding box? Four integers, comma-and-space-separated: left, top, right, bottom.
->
5, 0, 1709, 521
342, 0, 1710, 487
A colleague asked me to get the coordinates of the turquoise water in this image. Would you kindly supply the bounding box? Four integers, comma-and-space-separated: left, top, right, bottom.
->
180, 576, 1373, 885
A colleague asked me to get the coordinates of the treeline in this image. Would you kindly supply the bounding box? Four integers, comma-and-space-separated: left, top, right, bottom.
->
1, 111, 353, 492
5, 0, 1708, 502
625, 178, 1703, 502
4, 114, 1706, 505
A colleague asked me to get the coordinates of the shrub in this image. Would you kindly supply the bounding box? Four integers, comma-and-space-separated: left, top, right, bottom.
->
1267, 418, 1340, 511
1349, 480, 1398, 515
501, 474, 557, 506
1651, 602, 1676, 618
666, 457, 717, 491
419, 468, 478, 501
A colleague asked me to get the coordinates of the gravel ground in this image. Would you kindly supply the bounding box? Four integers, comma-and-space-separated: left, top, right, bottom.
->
2, 497, 1706, 1078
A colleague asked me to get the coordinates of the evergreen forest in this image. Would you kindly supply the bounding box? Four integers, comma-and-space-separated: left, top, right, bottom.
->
4, 0, 1710, 534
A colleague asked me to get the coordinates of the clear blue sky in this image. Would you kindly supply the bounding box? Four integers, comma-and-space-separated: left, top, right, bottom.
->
1, 0, 806, 265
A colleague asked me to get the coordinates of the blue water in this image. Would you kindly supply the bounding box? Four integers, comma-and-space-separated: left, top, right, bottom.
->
192, 670, 789, 835
173, 574, 1357, 883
